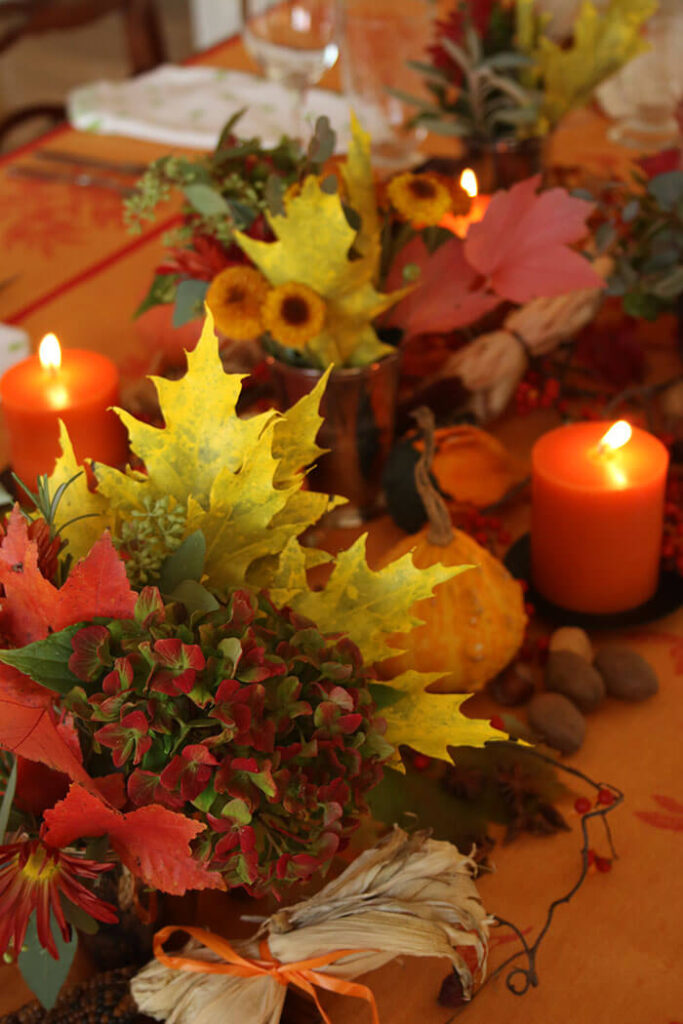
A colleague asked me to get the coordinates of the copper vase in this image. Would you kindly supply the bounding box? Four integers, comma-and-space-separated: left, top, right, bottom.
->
268, 352, 401, 522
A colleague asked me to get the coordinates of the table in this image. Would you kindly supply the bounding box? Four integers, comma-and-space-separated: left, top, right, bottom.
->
1, 32, 682, 1024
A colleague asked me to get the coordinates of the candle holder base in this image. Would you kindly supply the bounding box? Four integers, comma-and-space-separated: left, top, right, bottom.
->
505, 533, 683, 629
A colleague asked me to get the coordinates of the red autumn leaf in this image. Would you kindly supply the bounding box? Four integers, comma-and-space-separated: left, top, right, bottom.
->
43, 784, 226, 895
383, 235, 501, 339
464, 175, 603, 303
0, 695, 92, 784
0, 509, 136, 645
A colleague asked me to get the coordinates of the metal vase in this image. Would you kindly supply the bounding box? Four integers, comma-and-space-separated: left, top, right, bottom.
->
268, 352, 401, 523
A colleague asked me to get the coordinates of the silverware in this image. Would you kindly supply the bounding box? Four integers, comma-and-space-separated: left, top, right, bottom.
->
35, 148, 148, 178
6, 165, 135, 197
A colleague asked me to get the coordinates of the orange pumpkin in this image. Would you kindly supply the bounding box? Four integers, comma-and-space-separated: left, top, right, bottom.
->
378, 522, 527, 695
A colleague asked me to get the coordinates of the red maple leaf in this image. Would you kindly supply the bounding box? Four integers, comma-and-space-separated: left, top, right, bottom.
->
43, 785, 226, 895
0, 508, 136, 645
464, 175, 603, 303
0, 694, 92, 784
384, 235, 501, 340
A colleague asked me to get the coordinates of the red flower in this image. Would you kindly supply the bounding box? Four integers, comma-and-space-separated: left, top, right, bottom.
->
0, 838, 117, 959
156, 234, 236, 281
160, 744, 218, 802
147, 638, 206, 695
94, 710, 151, 768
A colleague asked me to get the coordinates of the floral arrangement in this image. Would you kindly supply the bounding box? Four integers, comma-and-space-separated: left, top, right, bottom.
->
126, 111, 606, 376
399, 0, 657, 143
0, 317, 502, 1004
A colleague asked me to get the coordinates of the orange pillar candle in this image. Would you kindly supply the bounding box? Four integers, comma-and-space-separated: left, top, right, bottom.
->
531, 420, 669, 614
0, 333, 128, 490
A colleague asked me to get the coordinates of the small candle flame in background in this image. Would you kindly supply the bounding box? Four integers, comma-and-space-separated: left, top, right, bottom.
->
460, 168, 478, 198
598, 419, 632, 453
39, 333, 62, 372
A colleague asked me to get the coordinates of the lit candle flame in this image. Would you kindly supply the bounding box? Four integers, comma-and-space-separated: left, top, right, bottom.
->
598, 420, 632, 453
39, 333, 62, 372
460, 168, 478, 198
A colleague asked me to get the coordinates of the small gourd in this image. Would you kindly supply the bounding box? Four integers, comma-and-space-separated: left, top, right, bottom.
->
378, 409, 527, 694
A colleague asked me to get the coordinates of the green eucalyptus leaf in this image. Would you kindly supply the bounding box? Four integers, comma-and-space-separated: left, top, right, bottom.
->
647, 171, 683, 211
621, 198, 641, 223
215, 107, 248, 149
168, 579, 219, 614
134, 274, 178, 318
61, 898, 100, 936
651, 265, 683, 300
18, 914, 77, 1010
159, 530, 206, 593
265, 174, 286, 216
172, 278, 209, 328
307, 115, 336, 166
0, 626, 82, 692
594, 222, 617, 252
623, 290, 663, 320
183, 183, 231, 217
227, 199, 256, 230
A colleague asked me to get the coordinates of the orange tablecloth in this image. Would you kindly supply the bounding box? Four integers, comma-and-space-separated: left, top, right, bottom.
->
0, 33, 682, 1024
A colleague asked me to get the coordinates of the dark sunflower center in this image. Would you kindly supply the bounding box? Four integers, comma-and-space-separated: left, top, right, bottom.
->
281, 295, 310, 325
409, 178, 437, 199
227, 286, 246, 303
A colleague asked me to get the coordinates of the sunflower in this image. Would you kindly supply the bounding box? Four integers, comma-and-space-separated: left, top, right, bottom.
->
386, 172, 454, 226
0, 839, 117, 959
206, 265, 270, 340
262, 282, 327, 351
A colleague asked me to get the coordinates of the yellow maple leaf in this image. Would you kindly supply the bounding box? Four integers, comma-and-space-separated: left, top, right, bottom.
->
382, 671, 505, 767
49, 422, 109, 562
234, 168, 406, 368
535, 0, 657, 126
340, 112, 381, 279
284, 534, 470, 665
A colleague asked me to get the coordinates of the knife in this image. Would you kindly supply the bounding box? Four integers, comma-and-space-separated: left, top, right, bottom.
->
7, 165, 136, 197
36, 149, 149, 178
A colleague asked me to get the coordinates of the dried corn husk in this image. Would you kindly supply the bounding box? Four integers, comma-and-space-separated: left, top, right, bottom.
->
435, 256, 612, 421
131, 829, 490, 1024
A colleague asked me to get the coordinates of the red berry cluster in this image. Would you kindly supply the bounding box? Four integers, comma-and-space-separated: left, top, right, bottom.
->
514, 373, 562, 415
574, 789, 617, 873
661, 475, 683, 577
456, 506, 512, 556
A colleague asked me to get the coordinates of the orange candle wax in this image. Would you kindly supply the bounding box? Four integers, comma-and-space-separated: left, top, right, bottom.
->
531, 421, 669, 614
0, 334, 128, 490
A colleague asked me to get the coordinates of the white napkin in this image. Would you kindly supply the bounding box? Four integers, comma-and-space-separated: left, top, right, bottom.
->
67, 64, 353, 151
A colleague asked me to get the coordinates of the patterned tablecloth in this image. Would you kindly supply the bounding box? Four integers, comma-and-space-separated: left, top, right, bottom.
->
0, 32, 681, 1024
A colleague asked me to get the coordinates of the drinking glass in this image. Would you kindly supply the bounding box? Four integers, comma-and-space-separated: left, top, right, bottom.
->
335, 0, 433, 169
243, 0, 339, 139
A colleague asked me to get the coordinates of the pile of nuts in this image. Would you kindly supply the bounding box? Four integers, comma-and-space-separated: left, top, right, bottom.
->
527, 627, 659, 753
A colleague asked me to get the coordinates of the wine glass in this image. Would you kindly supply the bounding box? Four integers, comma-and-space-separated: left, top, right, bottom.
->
242, 0, 339, 141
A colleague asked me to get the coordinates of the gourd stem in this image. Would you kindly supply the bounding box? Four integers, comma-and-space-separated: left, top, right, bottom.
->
411, 407, 454, 548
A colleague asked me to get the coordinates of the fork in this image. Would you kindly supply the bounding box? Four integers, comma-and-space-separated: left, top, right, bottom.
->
7, 165, 135, 197
35, 148, 148, 177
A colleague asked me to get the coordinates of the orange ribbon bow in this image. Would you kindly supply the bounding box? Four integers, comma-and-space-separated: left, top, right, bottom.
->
153, 925, 380, 1024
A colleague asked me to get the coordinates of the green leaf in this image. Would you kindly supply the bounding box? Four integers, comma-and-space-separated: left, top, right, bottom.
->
61, 898, 99, 936
647, 171, 683, 212
18, 914, 77, 1010
623, 290, 663, 320
172, 278, 209, 328
265, 173, 286, 216
168, 580, 219, 615
307, 115, 336, 166
215, 107, 247, 149
227, 200, 256, 230
134, 274, 178, 318
651, 265, 683, 300
0, 626, 82, 693
221, 797, 251, 825
368, 682, 404, 710
594, 222, 617, 253
183, 183, 231, 217
622, 198, 640, 223
159, 530, 206, 592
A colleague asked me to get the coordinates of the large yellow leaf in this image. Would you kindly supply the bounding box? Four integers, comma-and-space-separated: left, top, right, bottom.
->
234, 171, 406, 368
340, 112, 381, 279
535, 0, 657, 125
286, 534, 469, 665
382, 671, 505, 765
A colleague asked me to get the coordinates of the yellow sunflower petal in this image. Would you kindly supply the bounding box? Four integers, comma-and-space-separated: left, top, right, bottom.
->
262, 282, 326, 351
387, 172, 453, 226
206, 266, 269, 340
